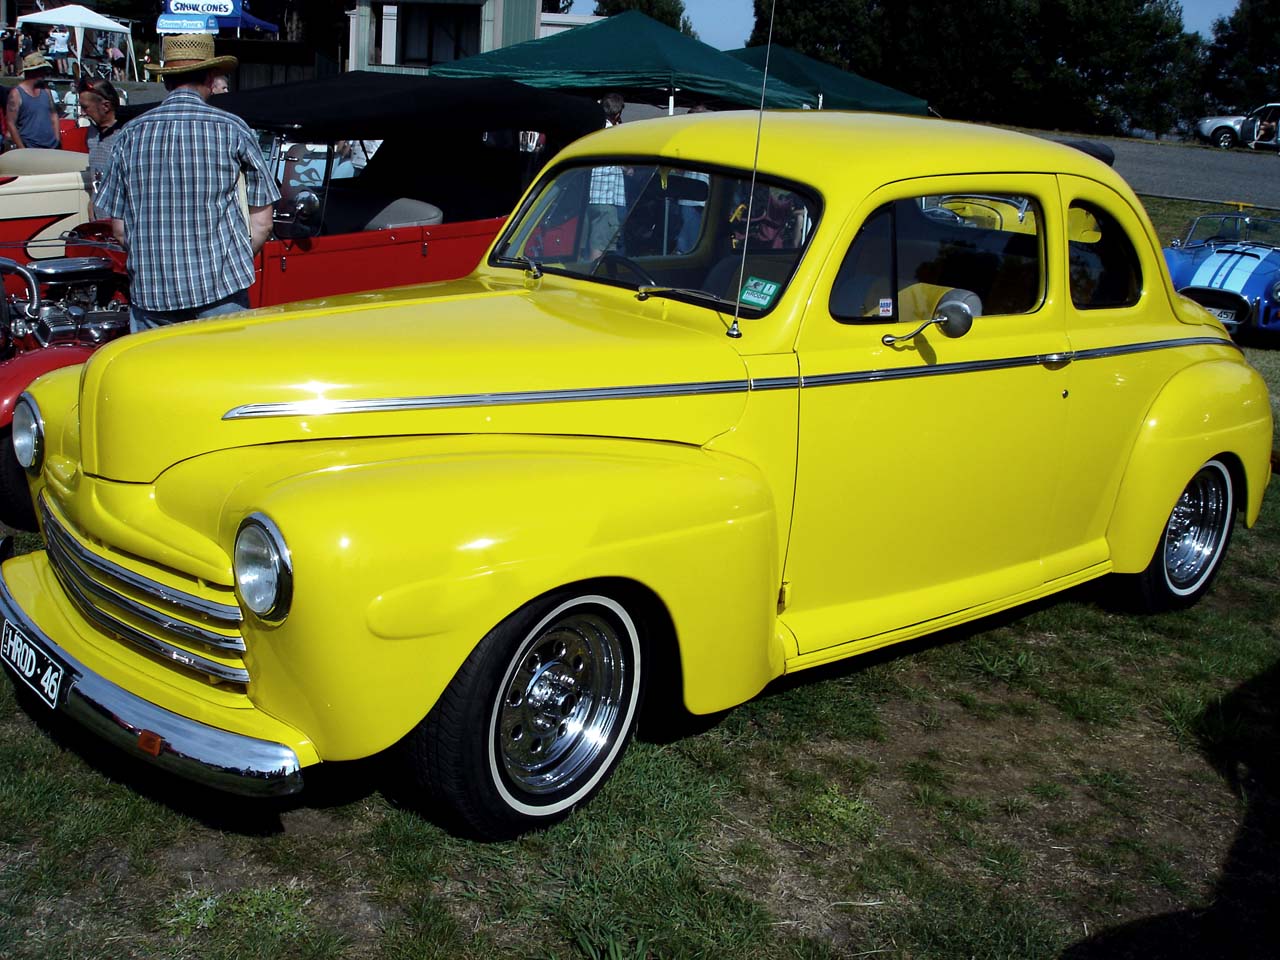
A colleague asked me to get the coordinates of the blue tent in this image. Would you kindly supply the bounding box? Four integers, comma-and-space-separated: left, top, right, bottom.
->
216, 10, 279, 33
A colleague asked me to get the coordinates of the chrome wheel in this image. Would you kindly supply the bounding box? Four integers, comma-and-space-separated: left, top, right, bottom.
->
1214, 129, 1236, 150
1162, 461, 1232, 595
489, 595, 640, 815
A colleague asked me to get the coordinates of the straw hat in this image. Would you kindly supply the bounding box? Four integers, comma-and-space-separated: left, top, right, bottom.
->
22, 52, 52, 75
145, 34, 237, 77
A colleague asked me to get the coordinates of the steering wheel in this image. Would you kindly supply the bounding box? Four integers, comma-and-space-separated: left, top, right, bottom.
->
590, 253, 658, 287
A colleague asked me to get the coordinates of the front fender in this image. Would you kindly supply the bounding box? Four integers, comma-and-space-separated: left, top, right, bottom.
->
1107, 359, 1273, 573
0, 346, 95, 428
157, 434, 784, 761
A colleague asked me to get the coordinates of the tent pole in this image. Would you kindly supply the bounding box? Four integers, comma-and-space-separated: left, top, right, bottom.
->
668, 87, 674, 116
817, 92, 823, 109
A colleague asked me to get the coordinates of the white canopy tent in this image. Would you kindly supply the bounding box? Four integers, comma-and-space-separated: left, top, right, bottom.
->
16, 4, 139, 82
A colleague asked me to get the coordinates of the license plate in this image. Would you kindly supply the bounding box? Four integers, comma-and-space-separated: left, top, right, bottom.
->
1210, 307, 1237, 324
1, 620, 64, 709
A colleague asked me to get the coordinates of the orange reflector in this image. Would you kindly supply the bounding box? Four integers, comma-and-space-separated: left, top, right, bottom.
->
137, 730, 164, 757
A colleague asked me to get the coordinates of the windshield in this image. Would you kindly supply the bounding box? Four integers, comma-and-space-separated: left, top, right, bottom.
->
1185, 214, 1280, 248
492, 161, 821, 314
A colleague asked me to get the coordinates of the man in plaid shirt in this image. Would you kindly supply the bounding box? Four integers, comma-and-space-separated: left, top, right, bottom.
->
587, 92, 628, 260
95, 34, 280, 333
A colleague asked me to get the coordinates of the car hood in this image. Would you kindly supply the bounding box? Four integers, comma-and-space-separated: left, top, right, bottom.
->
75, 277, 751, 483
1167, 242, 1280, 293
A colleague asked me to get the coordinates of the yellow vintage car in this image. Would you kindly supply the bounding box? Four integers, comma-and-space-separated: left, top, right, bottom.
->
0, 112, 1272, 839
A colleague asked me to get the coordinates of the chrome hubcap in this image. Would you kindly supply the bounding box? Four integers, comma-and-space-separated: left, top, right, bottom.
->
1164, 465, 1229, 590
497, 611, 627, 796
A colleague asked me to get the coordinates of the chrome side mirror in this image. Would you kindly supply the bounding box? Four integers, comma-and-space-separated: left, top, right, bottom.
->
294, 190, 320, 222
1169, 238, 1182, 248
882, 289, 982, 346
273, 191, 322, 240
933, 290, 980, 338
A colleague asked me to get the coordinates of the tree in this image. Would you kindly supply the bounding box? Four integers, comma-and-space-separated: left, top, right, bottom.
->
747, 0, 1204, 134
1205, 0, 1280, 110
543, 0, 575, 12
594, 0, 698, 38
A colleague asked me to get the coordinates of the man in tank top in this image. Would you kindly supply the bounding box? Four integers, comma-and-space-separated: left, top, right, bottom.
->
4, 53, 60, 150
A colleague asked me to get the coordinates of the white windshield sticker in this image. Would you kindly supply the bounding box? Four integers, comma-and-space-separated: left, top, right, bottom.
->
879, 298, 894, 317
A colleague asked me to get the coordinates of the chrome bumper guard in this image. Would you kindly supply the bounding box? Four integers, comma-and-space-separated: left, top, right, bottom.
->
0, 538, 304, 798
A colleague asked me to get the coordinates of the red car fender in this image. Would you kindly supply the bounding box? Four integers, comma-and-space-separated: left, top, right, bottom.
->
0, 345, 96, 428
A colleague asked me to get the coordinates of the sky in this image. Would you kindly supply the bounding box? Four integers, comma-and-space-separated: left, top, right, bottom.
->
567, 0, 1242, 51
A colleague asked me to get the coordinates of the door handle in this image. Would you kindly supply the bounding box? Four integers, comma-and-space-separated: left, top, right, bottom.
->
1041, 352, 1073, 365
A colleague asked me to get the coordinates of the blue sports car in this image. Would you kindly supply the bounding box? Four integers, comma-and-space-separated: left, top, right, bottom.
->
1163, 214, 1280, 336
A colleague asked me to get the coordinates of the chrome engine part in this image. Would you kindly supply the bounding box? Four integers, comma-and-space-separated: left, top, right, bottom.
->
1, 256, 129, 352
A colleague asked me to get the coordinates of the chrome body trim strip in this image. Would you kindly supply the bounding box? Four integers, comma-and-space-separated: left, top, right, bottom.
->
43, 536, 250, 684
803, 353, 1043, 388
1068, 336, 1240, 361
45, 524, 245, 654
39, 499, 242, 626
221, 336, 1236, 420
224, 379, 752, 420
749, 376, 802, 391
0, 543, 301, 797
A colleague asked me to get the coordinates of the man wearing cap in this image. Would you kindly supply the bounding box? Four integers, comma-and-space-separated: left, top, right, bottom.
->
4, 53, 60, 150
95, 34, 280, 332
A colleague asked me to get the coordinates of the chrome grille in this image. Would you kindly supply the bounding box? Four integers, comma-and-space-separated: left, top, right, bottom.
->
40, 497, 249, 686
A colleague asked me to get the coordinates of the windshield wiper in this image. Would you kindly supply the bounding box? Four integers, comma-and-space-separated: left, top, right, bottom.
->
494, 254, 543, 279
635, 285, 741, 309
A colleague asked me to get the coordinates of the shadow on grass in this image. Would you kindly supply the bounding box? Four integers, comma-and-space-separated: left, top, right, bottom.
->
638, 575, 1124, 749
1059, 660, 1280, 959
9, 683, 380, 834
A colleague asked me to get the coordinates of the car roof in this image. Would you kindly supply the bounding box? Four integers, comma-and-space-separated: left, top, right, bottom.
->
556, 111, 1133, 208
120, 72, 605, 144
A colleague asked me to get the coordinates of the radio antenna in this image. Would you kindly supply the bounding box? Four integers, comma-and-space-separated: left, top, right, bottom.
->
727, 0, 778, 340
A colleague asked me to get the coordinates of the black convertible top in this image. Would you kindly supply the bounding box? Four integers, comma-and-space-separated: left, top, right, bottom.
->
122, 71, 605, 143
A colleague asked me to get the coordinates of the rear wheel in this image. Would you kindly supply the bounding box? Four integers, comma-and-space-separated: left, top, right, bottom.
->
396, 588, 645, 839
0, 427, 37, 532
1134, 458, 1235, 611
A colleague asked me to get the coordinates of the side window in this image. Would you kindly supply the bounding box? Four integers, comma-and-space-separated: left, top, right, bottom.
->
1068, 201, 1142, 309
830, 194, 1043, 324
829, 204, 893, 320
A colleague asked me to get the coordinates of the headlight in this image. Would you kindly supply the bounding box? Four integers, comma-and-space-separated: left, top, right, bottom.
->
12, 393, 44, 474
1271, 280, 1280, 301
233, 513, 292, 622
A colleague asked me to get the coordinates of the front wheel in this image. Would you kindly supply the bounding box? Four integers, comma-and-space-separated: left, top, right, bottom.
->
1133, 458, 1235, 611
1213, 128, 1237, 150
395, 589, 645, 839
0, 427, 37, 532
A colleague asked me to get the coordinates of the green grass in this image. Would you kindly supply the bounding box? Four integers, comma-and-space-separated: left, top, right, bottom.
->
0, 193, 1277, 957
1140, 196, 1280, 247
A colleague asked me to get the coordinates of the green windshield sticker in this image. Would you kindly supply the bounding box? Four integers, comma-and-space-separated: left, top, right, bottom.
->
740, 276, 781, 309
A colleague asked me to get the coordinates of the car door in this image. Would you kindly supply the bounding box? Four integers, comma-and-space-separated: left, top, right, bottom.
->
1036, 175, 1211, 579
782, 174, 1071, 657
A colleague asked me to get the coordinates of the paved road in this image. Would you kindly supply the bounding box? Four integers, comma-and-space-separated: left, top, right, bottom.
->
1043, 134, 1280, 208
626, 104, 1280, 209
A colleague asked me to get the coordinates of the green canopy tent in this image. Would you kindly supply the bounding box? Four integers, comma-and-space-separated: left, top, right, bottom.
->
430, 11, 815, 112
726, 45, 929, 115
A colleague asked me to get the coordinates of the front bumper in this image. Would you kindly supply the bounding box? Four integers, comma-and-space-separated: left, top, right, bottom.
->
0, 537, 304, 798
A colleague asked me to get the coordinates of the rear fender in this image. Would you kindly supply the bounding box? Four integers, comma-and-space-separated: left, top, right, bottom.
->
161, 435, 784, 760
1107, 359, 1273, 573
